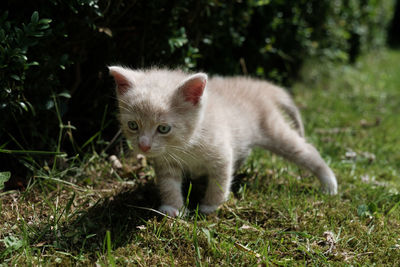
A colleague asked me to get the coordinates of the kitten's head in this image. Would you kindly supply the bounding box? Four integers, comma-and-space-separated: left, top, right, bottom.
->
109, 66, 207, 157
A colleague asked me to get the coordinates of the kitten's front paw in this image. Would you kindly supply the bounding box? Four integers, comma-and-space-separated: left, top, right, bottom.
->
159, 205, 183, 217
200, 204, 219, 214
321, 173, 338, 195
322, 183, 338, 195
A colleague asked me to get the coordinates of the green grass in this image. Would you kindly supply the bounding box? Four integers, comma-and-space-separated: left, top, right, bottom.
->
1, 49, 400, 266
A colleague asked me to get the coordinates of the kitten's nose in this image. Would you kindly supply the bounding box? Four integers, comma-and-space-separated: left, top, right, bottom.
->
139, 143, 151, 152
138, 136, 151, 152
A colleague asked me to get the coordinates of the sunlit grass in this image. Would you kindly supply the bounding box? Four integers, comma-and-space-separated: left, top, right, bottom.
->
1, 49, 400, 266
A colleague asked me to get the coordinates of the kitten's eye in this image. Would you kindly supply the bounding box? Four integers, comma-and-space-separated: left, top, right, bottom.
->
127, 121, 139, 131
157, 124, 171, 134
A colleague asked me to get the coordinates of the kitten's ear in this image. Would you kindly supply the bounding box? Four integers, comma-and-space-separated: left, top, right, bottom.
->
178, 73, 207, 106
108, 66, 134, 95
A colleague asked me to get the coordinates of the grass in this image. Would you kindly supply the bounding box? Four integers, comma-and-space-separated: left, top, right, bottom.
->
1, 49, 400, 266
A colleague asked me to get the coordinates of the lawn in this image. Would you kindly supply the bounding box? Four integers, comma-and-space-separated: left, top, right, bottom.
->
1, 49, 400, 266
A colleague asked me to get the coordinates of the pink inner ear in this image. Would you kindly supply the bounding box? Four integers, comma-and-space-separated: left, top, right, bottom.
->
110, 71, 131, 95
182, 78, 206, 105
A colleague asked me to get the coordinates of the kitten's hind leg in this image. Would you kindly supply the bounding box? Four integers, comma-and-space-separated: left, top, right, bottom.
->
263, 116, 338, 194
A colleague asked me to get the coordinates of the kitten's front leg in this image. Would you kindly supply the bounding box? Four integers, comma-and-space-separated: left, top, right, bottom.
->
200, 159, 233, 214
154, 161, 184, 217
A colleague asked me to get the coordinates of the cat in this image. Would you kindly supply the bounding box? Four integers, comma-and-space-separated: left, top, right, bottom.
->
109, 66, 338, 217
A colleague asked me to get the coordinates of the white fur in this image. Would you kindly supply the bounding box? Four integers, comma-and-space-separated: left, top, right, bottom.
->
110, 67, 338, 217
158, 205, 185, 217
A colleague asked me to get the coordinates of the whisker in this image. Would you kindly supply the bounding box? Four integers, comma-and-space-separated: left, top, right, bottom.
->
166, 151, 186, 176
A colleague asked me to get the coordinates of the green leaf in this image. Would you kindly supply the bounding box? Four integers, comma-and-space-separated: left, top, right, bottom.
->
3, 235, 23, 251
27, 61, 39, 66
25, 101, 36, 116
32, 33, 44, 38
254, 0, 270, 6
45, 99, 54, 110
31, 11, 39, 23
38, 18, 52, 25
0, 171, 11, 190
10, 74, 20, 81
58, 92, 71, 98
357, 204, 369, 217
19, 102, 28, 111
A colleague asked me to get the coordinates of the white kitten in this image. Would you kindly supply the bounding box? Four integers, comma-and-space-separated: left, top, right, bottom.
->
109, 66, 338, 217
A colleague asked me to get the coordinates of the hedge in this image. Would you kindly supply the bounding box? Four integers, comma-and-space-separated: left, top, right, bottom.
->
0, 0, 396, 175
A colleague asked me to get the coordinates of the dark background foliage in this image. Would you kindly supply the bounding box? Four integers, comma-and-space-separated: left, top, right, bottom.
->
0, 0, 397, 177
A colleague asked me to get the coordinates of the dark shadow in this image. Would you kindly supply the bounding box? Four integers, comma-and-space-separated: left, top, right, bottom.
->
182, 171, 251, 210
30, 175, 214, 258
182, 175, 207, 211
56, 180, 162, 255
388, 0, 400, 47
231, 172, 250, 198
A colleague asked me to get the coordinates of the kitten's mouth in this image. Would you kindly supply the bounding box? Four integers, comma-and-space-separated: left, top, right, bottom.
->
134, 148, 164, 158
140, 152, 157, 158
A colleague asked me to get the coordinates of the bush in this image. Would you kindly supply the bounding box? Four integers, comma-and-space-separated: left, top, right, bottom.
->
0, 11, 51, 115
0, 0, 396, 175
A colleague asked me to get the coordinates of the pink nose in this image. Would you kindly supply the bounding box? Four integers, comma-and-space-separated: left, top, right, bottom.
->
139, 144, 151, 152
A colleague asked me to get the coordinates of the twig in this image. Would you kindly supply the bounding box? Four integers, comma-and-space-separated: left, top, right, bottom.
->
34, 176, 86, 192
103, 129, 122, 153
239, 58, 248, 75
343, 251, 374, 261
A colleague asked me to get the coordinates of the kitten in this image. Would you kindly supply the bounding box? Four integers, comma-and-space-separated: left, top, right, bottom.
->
109, 66, 338, 217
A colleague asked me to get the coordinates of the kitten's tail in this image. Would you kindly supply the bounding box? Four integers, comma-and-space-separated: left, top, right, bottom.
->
277, 94, 305, 137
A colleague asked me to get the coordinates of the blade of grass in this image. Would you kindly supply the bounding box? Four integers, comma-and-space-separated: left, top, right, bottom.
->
81, 132, 101, 150
193, 206, 202, 265
0, 149, 67, 156
51, 94, 65, 171
106, 230, 115, 267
